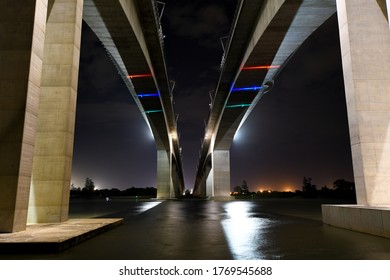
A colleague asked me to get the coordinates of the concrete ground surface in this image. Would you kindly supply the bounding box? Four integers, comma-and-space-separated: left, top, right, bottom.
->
1, 198, 390, 259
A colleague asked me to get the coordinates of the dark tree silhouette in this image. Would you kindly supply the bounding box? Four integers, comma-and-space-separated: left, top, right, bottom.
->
83, 177, 95, 192
241, 180, 249, 195
302, 177, 317, 198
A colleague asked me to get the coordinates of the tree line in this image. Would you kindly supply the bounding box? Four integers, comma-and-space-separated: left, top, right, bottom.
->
70, 177, 157, 198
233, 177, 356, 200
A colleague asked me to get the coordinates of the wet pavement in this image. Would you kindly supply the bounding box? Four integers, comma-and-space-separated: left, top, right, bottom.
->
1, 198, 390, 260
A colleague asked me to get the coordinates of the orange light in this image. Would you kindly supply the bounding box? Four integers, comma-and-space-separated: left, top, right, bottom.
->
242, 65, 280, 70
128, 74, 153, 79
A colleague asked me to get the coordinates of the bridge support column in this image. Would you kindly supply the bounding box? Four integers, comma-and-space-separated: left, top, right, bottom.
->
0, 0, 48, 233
157, 149, 173, 199
170, 157, 182, 197
323, 0, 390, 238
28, 0, 83, 223
211, 150, 231, 200
206, 167, 213, 197
387, 0, 390, 28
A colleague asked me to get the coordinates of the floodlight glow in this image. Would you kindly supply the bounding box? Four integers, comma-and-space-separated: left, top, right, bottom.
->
128, 74, 153, 79
145, 109, 163, 114
137, 93, 159, 98
242, 65, 280, 70
226, 103, 251, 109
231, 86, 262, 92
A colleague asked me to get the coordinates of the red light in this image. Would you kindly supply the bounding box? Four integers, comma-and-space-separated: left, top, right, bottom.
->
242, 65, 280, 70
128, 74, 153, 79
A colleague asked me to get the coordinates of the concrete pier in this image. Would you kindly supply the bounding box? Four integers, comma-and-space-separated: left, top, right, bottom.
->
0, 0, 48, 233
28, 0, 83, 224
323, 0, 390, 237
212, 150, 231, 199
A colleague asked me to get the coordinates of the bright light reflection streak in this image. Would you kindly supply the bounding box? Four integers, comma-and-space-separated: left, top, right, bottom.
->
221, 201, 271, 259
135, 201, 162, 215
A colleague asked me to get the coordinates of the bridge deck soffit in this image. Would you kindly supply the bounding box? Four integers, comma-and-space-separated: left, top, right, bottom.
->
194, 0, 336, 190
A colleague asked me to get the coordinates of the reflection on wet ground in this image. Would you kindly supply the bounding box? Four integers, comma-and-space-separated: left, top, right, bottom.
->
222, 201, 271, 259
1, 198, 390, 260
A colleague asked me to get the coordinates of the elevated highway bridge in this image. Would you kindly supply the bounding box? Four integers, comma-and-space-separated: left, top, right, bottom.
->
193, 0, 390, 238
193, 0, 337, 198
1, 0, 390, 239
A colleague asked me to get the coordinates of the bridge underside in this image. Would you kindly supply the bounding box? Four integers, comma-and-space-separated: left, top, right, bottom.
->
0, 0, 182, 233
195, 0, 390, 239
194, 0, 337, 199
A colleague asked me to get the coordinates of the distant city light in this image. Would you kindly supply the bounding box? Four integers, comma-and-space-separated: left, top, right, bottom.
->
242, 65, 280, 70
128, 74, 153, 79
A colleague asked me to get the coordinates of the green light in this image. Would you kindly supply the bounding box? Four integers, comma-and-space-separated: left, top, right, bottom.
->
225, 104, 251, 109
145, 109, 163, 114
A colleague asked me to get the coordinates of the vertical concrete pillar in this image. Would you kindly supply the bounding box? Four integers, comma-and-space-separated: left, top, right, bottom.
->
28, 0, 83, 223
206, 168, 213, 197
212, 150, 231, 199
337, 0, 390, 205
157, 149, 172, 199
0, 0, 48, 232
170, 158, 181, 197
196, 170, 206, 197
387, 0, 390, 28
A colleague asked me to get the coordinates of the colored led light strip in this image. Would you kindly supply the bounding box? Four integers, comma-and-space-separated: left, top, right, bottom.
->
242, 65, 280, 70
231, 86, 262, 92
137, 93, 159, 98
145, 109, 163, 114
225, 104, 251, 109
128, 74, 153, 79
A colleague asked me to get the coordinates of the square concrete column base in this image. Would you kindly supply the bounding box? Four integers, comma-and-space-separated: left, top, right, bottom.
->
322, 205, 390, 238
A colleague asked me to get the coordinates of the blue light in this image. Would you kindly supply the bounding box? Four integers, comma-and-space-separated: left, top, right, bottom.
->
137, 93, 159, 98
225, 104, 251, 109
231, 86, 262, 92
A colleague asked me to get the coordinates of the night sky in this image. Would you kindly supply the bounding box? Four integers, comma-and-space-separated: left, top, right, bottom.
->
71, 1, 354, 192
